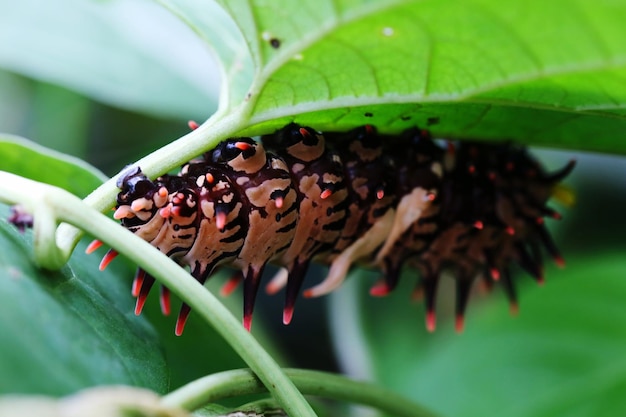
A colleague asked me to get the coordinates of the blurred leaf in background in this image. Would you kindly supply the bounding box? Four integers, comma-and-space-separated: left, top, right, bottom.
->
331, 251, 626, 417
0, 0, 219, 119
0, 0, 220, 174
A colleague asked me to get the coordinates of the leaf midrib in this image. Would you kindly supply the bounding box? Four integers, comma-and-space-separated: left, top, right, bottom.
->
247, 60, 626, 127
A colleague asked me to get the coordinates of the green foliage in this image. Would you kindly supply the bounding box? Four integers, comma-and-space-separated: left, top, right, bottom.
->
334, 254, 626, 417
0, 135, 106, 198
0, 206, 167, 395
0, 0, 625, 416
190, 0, 626, 153
0, 0, 218, 120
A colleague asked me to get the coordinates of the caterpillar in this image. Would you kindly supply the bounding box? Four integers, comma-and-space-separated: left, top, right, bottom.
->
92, 123, 575, 335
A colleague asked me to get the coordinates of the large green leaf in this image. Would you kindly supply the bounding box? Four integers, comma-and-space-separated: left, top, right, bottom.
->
0, 206, 168, 395
4, 0, 625, 153
168, 0, 626, 154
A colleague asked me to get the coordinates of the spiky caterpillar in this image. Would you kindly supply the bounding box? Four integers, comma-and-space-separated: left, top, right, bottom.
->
98, 123, 574, 335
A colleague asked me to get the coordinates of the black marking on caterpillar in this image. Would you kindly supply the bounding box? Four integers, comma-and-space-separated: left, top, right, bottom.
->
95, 123, 575, 335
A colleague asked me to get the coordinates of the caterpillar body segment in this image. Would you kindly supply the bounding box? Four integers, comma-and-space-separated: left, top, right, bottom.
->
209, 138, 299, 330
262, 124, 352, 323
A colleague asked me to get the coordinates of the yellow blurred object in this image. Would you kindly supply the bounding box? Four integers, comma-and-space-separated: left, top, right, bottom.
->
552, 184, 576, 207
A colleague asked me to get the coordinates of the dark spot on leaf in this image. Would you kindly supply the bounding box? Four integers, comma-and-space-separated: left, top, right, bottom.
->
427, 117, 440, 126
270, 38, 281, 49
8, 206, 33, 233
364, 112, 373, 118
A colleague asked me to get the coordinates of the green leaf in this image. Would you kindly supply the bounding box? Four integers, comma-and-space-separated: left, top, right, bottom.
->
5, 0, 625, 154
0, 134, 107, 198
177, 0, 626, 154
0, 0, 218, 120
4, 0, 626, 153
155, 0, 254, 112
334, 254, 626, 417
0, 206, 168, 395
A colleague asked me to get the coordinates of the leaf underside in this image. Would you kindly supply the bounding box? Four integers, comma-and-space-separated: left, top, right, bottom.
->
191, 0, 626, 153
3, 0, 625, 153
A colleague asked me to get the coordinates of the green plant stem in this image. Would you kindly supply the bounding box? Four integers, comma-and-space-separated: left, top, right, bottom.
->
161, 368, 440, 417
0, 171, 317, 417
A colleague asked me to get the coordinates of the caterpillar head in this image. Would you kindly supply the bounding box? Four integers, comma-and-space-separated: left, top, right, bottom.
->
116, 166, 157, 206
115, 167, 168, 227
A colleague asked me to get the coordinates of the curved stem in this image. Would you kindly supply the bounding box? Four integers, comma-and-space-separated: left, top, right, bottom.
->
161, 368, 440, 417
0, 172, 317, 417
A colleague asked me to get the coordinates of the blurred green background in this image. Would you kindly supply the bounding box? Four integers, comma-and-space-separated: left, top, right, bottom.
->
1, 1, 626, 416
